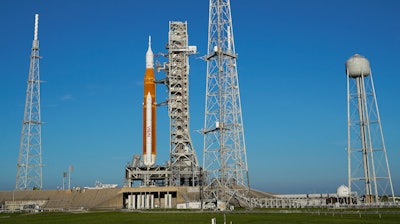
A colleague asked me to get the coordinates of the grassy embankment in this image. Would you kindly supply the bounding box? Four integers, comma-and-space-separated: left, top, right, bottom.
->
1, 209, 400, 224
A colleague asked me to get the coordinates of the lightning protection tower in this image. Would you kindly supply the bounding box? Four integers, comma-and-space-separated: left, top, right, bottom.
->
15, 14, 43, 190
346, 54, 395, 203
202, 0, 250, 207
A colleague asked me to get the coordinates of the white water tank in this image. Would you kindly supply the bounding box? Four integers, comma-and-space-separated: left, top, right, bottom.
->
346, 54, 371, 78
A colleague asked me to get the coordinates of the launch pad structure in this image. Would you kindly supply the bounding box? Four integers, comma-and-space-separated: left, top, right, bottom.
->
125, 1, 253, 209
9, 1, 398, 213
125, 21, 202, 188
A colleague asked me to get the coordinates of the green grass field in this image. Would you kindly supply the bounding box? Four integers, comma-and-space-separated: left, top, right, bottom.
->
1, 210, 400, 224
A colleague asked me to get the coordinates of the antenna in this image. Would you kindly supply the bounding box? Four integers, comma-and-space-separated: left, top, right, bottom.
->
32, 14, 39, 50
34, 14, 39, 41
15, 14, 43, 190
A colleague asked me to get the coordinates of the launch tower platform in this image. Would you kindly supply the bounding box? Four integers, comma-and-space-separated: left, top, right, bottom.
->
125, 21, 202, 188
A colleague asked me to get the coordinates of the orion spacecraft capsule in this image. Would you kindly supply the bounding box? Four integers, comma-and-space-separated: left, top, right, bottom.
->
142, 36, 156, 167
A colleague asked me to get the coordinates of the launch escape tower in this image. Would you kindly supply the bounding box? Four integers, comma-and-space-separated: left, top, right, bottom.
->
346, 54, 395, 203
202, 0, 250, 206
125, 22, 201, 187
160, 21, 201, 186
16, 14, 43, 190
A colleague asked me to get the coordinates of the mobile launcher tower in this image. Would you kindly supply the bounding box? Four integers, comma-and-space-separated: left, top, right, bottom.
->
346, 54, 395, 204
125, 22, 201, 188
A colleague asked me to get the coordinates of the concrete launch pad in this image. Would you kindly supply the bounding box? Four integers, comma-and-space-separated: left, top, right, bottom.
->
0, 186, 201, 211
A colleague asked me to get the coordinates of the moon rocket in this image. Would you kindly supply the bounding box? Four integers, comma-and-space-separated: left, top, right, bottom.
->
143, 36, 156, 167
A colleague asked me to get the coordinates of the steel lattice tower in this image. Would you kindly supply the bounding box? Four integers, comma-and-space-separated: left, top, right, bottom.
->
202, 0, 250, 207
15, 14, 43, 190
346, 54, 395, 203
159, 22, 200, 186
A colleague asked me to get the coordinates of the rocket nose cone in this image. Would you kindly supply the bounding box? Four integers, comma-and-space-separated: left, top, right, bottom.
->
146, 36, 154, 68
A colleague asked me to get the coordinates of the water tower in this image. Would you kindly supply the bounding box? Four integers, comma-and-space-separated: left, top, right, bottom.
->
346, 54, 395, 203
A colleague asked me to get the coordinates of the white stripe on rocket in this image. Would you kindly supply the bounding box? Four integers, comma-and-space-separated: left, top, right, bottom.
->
145, 92, 152, 166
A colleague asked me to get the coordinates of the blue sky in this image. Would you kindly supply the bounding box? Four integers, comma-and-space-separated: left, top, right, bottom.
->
1, 0, 400, 194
